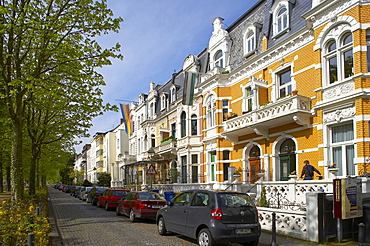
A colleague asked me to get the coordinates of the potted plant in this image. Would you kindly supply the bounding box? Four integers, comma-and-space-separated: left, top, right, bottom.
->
257, 169, 265, 178
227, 112, 238, 120
289, 170, 298, 180
292, 90, 298, 96
328, 164, 339, 176
233, 167, 242, 178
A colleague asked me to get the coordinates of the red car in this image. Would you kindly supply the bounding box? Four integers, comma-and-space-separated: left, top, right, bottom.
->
116, 191, 166, 222
97, 189, 130, 211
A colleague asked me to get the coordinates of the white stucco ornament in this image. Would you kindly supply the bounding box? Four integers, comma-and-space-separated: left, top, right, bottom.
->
209, 17, 229, 49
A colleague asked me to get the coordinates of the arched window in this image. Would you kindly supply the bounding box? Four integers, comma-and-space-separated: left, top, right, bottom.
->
214, 50, 223, 68
249, 145, 260, 157
180, 111, 186, 138
161, 94, 166, 110
171, 87, 176, 103
277, 7, 288, 33
191, 114, 197, 136
324, 32, 353, 84
206, 95, 216, 128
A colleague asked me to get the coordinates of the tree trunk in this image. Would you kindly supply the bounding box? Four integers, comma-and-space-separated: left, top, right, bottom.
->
0, 157, 3, 193
6, 166, 11, 191
11, 108, 24, 201
29, 150, 37, 196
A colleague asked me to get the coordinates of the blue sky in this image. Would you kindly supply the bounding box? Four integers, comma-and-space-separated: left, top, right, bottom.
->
75, 0, 259, 153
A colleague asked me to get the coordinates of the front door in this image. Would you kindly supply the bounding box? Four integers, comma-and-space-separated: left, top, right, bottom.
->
249, 157, 260, 184
280, 156, 290, 181
279, 139, 296, 181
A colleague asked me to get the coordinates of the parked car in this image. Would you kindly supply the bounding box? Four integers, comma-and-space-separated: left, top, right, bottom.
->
156, 189, 261, 246
79, 187, 93, 201
116, 191, 166, 222
74, 186, 84, 198
97, 188, 130, 210
88, 187, 108, 206
70, 186, 82, 196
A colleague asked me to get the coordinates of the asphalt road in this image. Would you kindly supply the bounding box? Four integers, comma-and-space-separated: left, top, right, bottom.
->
48, 187, 198, 246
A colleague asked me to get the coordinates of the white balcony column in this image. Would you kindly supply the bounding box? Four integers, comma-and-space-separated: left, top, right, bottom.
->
263, 154, 270, 180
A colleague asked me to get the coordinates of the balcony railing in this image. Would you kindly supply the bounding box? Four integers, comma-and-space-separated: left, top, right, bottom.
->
223, 95, 311, 141
153, 139, 177, 155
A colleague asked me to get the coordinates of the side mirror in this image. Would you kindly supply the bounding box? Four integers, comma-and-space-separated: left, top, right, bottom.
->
166, 200, 174, 206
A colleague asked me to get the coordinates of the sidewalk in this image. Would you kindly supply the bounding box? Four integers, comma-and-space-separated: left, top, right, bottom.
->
259, 231, 317, 246
259, 231, 370, 246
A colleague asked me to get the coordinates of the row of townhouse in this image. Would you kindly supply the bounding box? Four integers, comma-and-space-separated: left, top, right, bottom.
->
75, 0, 370, 189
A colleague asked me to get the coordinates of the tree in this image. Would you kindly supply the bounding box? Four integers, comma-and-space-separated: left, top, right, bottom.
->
0, 0, 122, 200
97, 172, 111, 187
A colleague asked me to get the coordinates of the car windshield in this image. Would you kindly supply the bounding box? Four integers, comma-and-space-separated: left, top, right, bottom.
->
138, 193, 164, 200
217, 193, 255, 208
112, 190, 128, 196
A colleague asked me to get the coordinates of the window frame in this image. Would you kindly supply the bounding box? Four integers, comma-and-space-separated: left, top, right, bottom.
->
214, 50, 223, 68
323, 31, 354, 85
180, 111, 186, 138
272, 1, 290, 37
328, 121, 355, 177
191, 114, 197, 136
206, 94, 216, 128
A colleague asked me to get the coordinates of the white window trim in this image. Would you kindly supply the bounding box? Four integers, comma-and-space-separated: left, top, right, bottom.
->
171, 87, 176, 103
160, 93, 167, 111
272, 1, 290, 37
242, 84, 256, 112
326, 120, 356, 177
214, 50, 224, 68
205, 94, 216, 128
272, 62, 294, 101
244, 27, 257, 56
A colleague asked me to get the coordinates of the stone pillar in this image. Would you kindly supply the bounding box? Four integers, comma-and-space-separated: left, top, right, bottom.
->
306, 192, 326, 243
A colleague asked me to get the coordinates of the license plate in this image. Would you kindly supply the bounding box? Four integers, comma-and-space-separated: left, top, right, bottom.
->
235, 228, 251, 234
150, 205, 163, 208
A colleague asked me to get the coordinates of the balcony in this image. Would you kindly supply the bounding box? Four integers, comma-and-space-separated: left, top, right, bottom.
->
222, 95, 312, 142
153, 138, 177, 158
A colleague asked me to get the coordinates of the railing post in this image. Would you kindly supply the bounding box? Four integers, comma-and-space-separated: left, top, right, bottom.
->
358, 223, 365, 246
271, 212, 278, 246
28, 233, 35, 246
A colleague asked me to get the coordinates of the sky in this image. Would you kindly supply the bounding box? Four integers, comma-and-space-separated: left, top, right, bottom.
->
74, 0, 260, 153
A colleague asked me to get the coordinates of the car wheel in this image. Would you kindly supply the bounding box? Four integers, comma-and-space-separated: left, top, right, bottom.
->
105, 203, 110, 211
198, 228, 214, 246
129, 210, 136, 222
241, 239, 259, 246
97, 201, 101, 208
157, 217, 167, 235
116, 205, 121, 216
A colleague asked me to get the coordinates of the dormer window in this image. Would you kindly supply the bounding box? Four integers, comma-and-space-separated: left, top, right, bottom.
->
246, 31, 255, 53
272, 1, 291, 37
149, 102, 156, 118
214, 50, 223, 68
160, 94, 167, 111
277, 7, 288, 33
170, 86, 176, 103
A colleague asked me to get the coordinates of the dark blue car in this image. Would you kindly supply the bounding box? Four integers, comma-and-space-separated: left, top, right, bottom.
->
156, 189, 260, 246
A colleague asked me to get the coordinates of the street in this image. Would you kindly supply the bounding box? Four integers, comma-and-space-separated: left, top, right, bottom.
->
49, 187, 321, 246
48, 187, 198, 246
